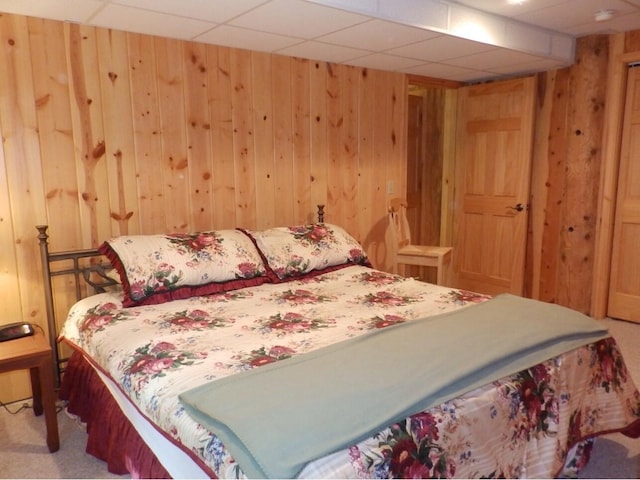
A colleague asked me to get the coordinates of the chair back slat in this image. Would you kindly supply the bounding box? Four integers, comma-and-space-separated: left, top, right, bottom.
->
388, 198, 413, 247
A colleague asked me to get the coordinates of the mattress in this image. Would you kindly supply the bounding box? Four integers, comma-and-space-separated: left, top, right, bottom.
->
59, 265, 640, 478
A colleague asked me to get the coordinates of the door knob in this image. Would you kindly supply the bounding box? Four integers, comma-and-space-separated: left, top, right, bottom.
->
509, 203, 526, 212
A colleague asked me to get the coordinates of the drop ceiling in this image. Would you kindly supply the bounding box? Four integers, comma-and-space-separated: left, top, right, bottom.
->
1, 0, 640, 83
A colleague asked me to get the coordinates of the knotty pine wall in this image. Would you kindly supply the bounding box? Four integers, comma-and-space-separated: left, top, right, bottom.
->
0, 13, 406, 401
1, 9, 637, 401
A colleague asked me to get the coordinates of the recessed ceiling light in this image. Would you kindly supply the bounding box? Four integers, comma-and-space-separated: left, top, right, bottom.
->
594, 9, 616, 22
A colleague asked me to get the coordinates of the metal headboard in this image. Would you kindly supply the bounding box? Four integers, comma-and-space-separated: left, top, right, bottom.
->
36, 225, 117, 388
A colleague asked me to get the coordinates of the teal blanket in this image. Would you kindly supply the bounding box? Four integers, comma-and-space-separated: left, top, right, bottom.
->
179, 294, 609, 479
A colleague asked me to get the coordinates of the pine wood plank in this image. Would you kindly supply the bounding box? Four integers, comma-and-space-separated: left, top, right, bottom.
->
96, 27, 139, 236
557, 35, 608, 313
29, 18, 81, 249
208, 45, 236, 229
230, 48, 257, 228
291, 58, 312, 223
128, 33, 164, 232
251, 51, 276, 229
183, 41, 214, 231
326, 63, 343, 224
309, 61, 328, 217
341, 65, 359, 230
272, 55, 295, 226
156, 36, 189, 232
65, 23, 111, 246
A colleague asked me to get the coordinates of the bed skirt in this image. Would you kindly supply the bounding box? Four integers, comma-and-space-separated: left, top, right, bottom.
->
59, 351, 175, 478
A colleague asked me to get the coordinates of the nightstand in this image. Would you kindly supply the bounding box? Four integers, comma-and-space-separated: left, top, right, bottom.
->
0, 328, 59, 452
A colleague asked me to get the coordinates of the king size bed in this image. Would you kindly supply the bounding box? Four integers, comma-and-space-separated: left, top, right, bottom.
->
38, 214, 640, 479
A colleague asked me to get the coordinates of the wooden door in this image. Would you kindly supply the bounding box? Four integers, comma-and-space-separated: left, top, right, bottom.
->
608, 65, 640, 323
452, 77, 536, 296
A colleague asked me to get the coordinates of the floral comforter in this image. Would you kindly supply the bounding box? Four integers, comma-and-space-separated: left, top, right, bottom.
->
60, 265, 640, 478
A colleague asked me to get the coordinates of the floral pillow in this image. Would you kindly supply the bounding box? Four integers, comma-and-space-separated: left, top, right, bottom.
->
248, 223, 369, 281
99, 230, 268, 307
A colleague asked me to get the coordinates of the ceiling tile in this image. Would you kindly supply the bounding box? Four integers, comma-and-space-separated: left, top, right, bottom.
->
512, 0, 639, 32
346, 52, 425, 70
112, 0, 267, 23
403, 61, 496, 82
0, 0, 103, 23
378, 0, 449, 30
564, 11, 640, 37
229, 0, 369, 39
277, 40, 369, 63
317, 19, 439, 51
195, 25, 302, 52
451, 0, 564, 18
388, 34, 496, 62
90, 3, 216, 39
447, 48, 544, 70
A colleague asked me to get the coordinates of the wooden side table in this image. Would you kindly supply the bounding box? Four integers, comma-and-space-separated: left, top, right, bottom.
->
0, 329, 59, 452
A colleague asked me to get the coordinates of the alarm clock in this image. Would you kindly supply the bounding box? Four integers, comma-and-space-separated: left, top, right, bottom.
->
0, 322, 35, 342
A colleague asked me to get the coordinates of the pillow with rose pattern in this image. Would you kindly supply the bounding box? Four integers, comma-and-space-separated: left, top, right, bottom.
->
247, 223, 369, 281
99, 229, 268, 307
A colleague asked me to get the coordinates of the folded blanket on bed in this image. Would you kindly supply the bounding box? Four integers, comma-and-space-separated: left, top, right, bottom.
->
179, 293, 609, 479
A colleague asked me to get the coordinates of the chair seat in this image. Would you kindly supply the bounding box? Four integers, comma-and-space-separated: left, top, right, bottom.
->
396, 245, 452, 285
398, 245, 452, 257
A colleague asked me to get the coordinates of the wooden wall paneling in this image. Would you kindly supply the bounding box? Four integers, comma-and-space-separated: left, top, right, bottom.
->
0, 14, 47, 402
30, 19, 84, 362
65, 24, 111, 246
96, 28, 139, 237
528, 71, 554, 299
392, 74, 408, 210
183, 41, 214, 232
591, 34, 629, 318
375, 70, 395, 272
207, 46, 237, 229
29, 18, 80, 250
271, 55, 296, 227
420, 87, 444, 246
356, 67, 382, 263
556, 35, 609, 313
537, 68, 570, 304
251, 51, 276, 229
356, 67, 374, 238
0, 14, 47, 316
291, 58, 313, 224
0, 80, 21, 324
128, 33, 164, 232
309, 61, 328, 218
326, 63, 343, 225
624, 30, 640, 52
230, 49, 257, 229
340, 65, 359, 232
439, 88, 457, 247
156, 36, 190, 232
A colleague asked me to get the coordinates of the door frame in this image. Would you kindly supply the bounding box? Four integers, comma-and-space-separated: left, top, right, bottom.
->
405, 75, 461, 249
591, 36, 640, 319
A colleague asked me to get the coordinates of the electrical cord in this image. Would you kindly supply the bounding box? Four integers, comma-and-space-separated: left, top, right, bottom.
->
0, 399, 32, 415
0, 397, 68, 414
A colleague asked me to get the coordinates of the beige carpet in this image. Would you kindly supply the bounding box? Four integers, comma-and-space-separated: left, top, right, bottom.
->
0, 318, 638, 479
0, 401, 126, 479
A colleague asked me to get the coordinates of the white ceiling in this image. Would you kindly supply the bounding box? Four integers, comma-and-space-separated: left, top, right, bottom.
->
1, 0, 640, 83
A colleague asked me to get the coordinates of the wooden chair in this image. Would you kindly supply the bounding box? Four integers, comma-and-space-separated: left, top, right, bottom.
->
388, 198, 452, 286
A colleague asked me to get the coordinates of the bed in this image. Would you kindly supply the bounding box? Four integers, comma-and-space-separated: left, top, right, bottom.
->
38, 214, 640, 479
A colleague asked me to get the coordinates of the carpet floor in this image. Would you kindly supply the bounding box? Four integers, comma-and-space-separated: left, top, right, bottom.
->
0, 317, 638, 479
